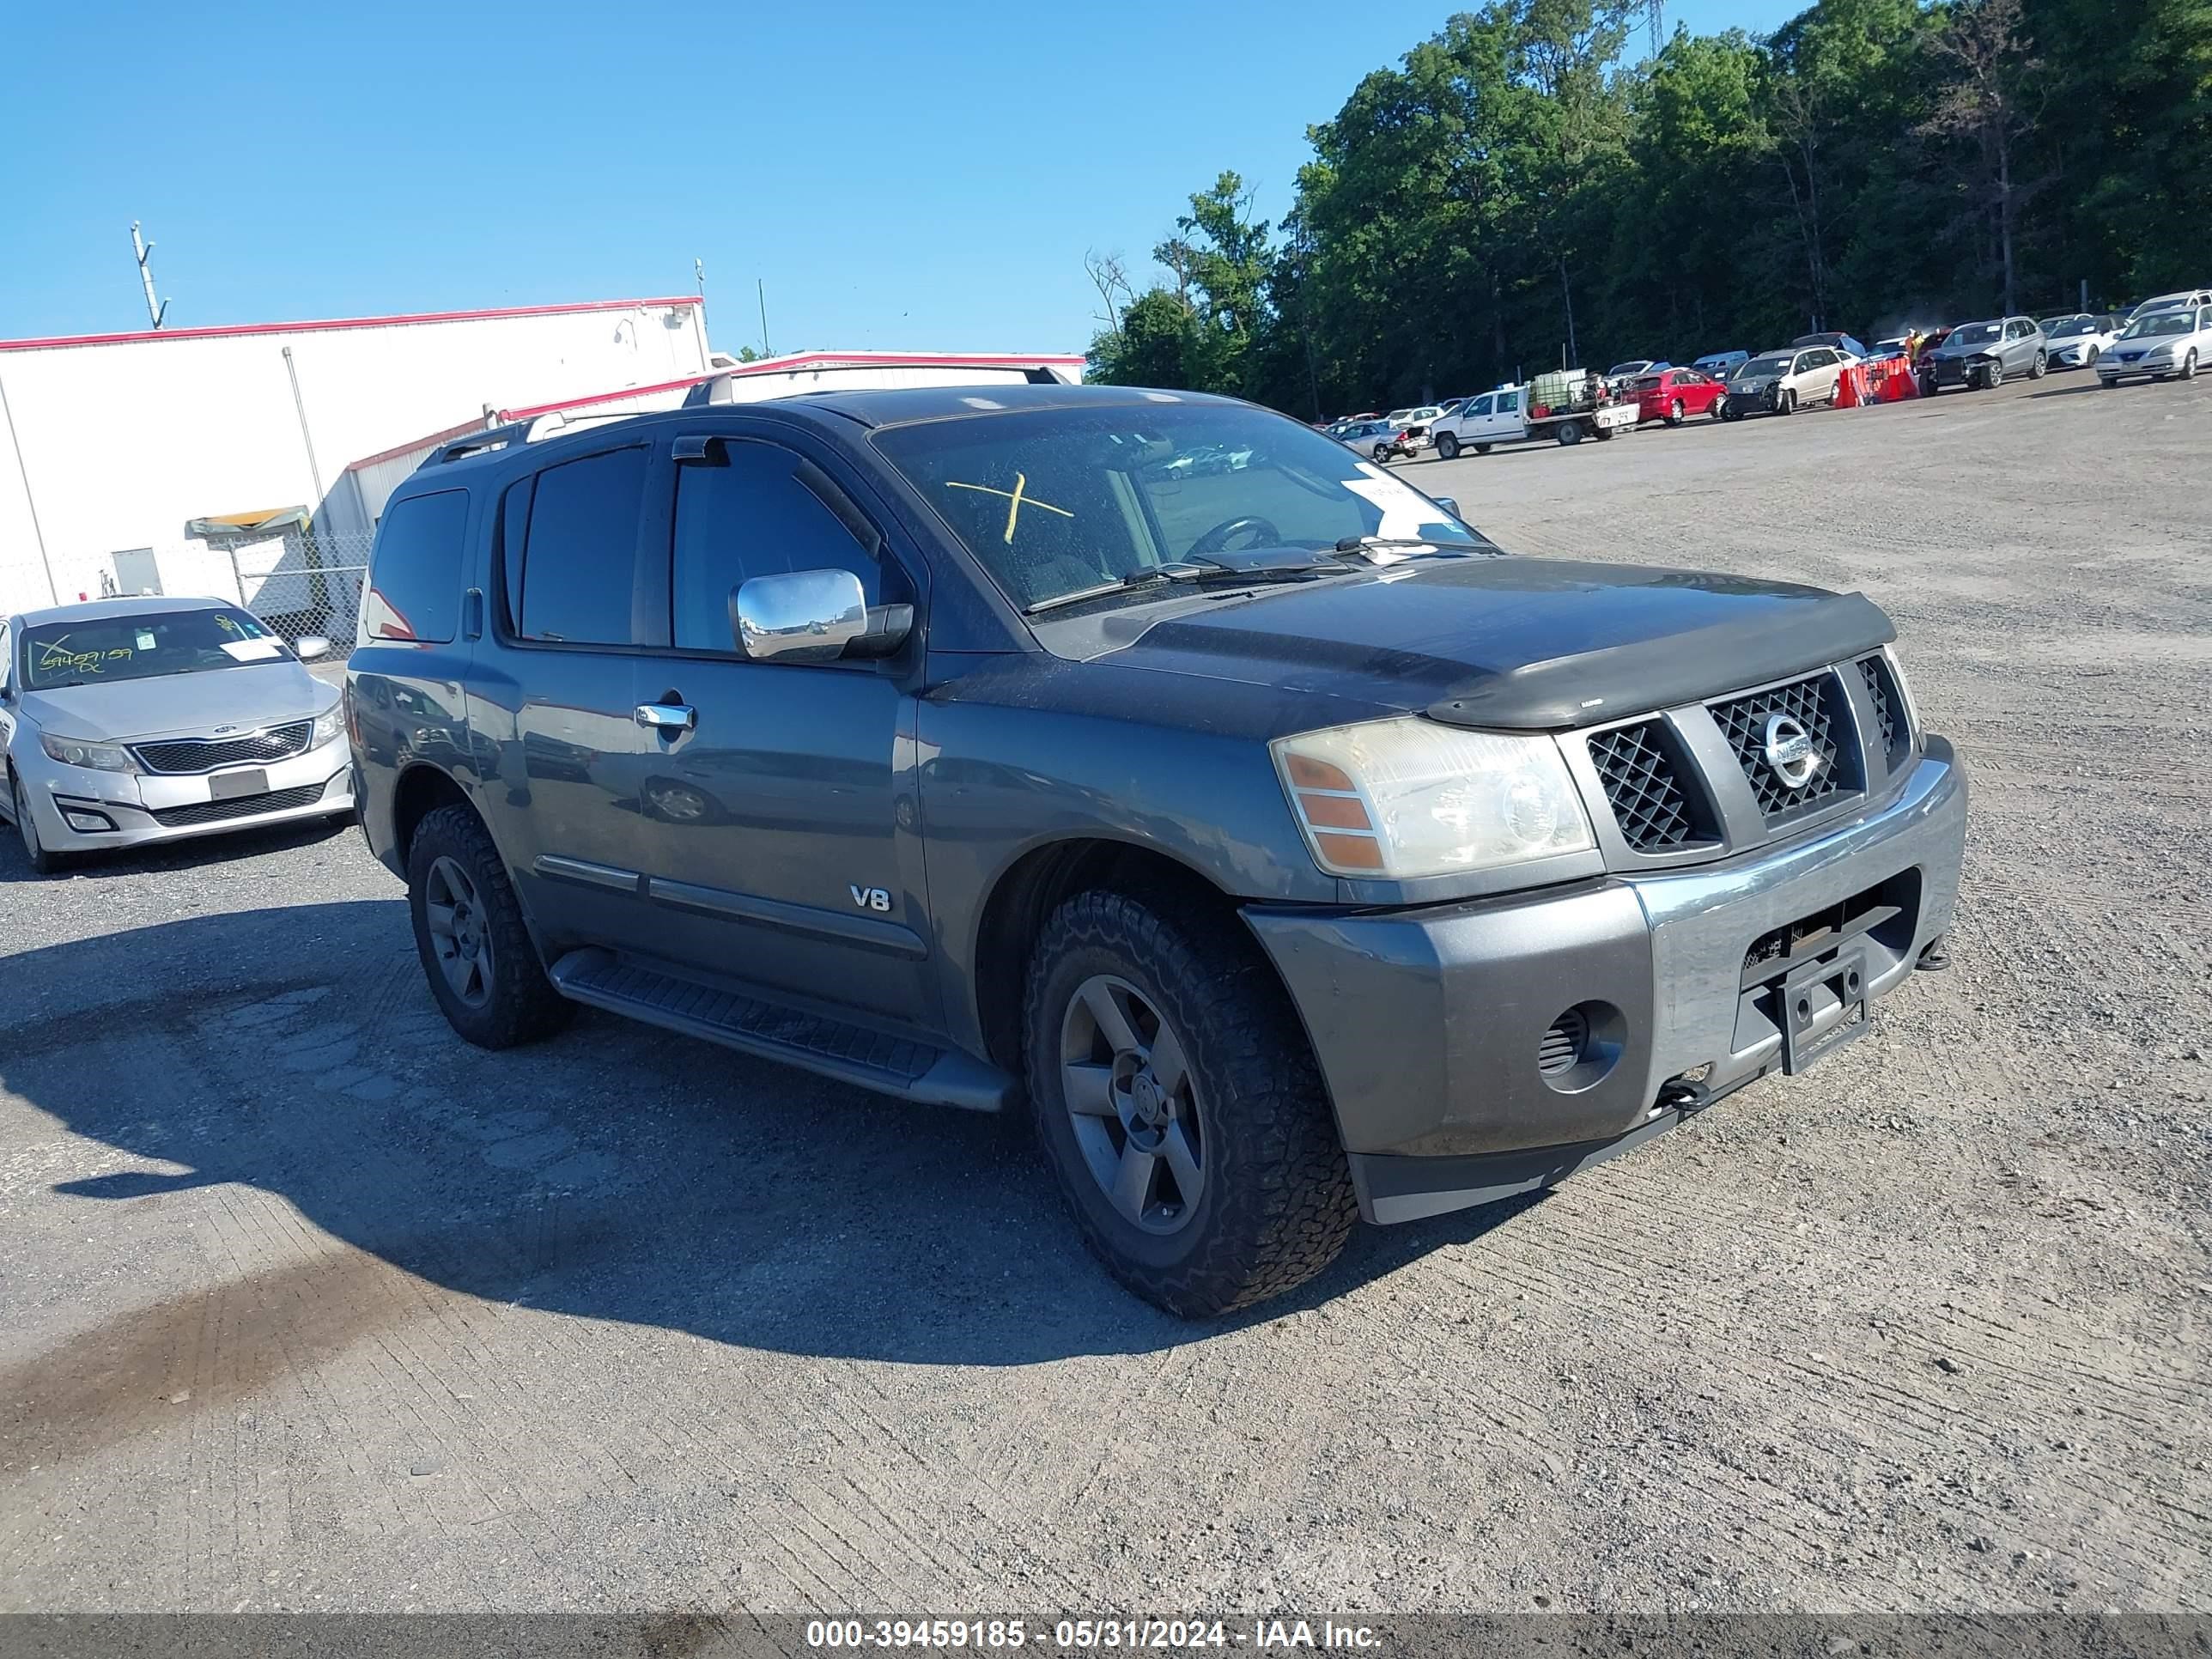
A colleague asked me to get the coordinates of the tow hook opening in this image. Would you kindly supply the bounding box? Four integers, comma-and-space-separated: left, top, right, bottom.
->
1915, 933, 1952, 972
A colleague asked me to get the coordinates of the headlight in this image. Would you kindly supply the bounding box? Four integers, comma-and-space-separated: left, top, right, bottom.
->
1273, 718, 1594, 879
311, 706, 343, 749
40, 732, 137, 773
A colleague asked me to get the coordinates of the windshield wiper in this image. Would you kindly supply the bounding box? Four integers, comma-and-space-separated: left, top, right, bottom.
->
1334, 535, 1496, 558
1024, 553, 1340, 615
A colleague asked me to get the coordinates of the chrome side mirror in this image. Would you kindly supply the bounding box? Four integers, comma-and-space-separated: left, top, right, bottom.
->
732, 568, 867, 664
294, 635, 331, 660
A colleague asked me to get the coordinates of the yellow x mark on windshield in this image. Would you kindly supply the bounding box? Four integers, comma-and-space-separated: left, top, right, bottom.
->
945, 473, 1074, 544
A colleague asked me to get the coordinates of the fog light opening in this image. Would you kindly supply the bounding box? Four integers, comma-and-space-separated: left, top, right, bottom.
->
1538, 1000, 1627, 1095
60, 807, 118, 834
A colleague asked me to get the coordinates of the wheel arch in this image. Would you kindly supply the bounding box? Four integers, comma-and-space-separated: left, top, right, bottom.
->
389, 763, 474, 867
969, 836, 1268, 1080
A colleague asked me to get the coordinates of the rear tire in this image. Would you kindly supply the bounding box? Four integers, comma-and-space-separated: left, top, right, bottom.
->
405, 803, 572, 1049
1024, 889, 1357, 1318
1474, 442, 1493, 455
1372, 444, 1391, 464
1435, 432, 1460, 460
2029, 350, 2047, 380
1666, 398, 1685, 427
1556, 420, 1583, 446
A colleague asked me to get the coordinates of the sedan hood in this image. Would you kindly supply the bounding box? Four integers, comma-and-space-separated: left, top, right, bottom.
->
1079, 556, 1895, 731
18, 661, 333, 743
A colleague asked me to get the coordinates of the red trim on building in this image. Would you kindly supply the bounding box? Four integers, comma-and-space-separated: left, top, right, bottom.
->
0, 295, 703, 355
496, 372, 720, 422
343, 416, 495, 474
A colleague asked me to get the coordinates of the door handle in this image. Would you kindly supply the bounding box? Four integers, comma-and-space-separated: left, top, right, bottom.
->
635, 702, 696, 732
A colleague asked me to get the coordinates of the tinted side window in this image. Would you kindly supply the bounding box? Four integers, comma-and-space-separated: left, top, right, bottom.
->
496, 475, 534, 634
672, 443, 883, 653
1470, 396, 1494, 417
520, 447, 647, 645
0, 623, 11, 692
364, 489, 469, 643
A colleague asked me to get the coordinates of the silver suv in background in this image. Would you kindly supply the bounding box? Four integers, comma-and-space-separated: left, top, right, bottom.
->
1919, 317, 2048, 391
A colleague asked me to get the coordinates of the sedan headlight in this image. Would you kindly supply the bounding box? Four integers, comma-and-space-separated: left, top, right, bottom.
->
40, 732, 137, 773
310, 705, 343, 749
1273, 718, 1594, 878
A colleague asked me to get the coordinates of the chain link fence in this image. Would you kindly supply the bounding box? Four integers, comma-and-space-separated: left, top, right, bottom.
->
0, 529, 372, 661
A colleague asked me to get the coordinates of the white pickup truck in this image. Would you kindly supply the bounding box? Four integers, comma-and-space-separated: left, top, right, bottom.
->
1429, 377, 1638, 458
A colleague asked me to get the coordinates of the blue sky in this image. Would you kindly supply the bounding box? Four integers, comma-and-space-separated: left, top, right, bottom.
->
1, 0, 1802, 356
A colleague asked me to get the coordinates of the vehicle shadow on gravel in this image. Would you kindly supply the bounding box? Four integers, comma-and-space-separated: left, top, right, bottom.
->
3, 904, 1532, 1382
0, 813, 356, 884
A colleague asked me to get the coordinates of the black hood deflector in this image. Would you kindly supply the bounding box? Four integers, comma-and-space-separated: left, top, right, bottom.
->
1426, 587, 1894, 731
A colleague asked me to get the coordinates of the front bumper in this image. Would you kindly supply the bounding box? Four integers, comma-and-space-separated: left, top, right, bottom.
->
2099, 357, 2173, 381
1246, 738, 1968, 1223
13, 742, 355, 853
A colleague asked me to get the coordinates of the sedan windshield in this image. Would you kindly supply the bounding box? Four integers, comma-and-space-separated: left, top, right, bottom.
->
1949, 322, 2002, 346
2051, 319, 2104, 337
872, 404, 1482, 611
2123, 313, 2196, 337
20, 606, 289, 691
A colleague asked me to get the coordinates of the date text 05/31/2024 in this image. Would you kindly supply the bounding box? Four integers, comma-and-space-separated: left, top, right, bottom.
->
804, 1620, 1383, 1650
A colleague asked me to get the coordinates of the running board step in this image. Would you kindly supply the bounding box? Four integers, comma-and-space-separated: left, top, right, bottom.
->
546, 948, 1013, 1112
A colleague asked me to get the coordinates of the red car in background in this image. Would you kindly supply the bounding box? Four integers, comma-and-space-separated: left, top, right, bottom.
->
1632, 367, 1729, 424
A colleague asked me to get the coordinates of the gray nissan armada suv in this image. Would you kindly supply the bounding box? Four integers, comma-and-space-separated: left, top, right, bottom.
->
348, 380, 1966, 1317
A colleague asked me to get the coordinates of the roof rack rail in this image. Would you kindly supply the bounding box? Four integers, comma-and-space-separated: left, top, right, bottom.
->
425, 408, 644, 467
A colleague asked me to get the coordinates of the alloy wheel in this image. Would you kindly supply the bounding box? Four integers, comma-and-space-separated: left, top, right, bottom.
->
1059, 975, 1206, 1236
422, 854, 495, 1009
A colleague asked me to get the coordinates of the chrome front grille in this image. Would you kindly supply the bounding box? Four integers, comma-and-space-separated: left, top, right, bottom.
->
133, 721, 312, 775
1577, 654, 1914, 865
1709, 672, 1845, 818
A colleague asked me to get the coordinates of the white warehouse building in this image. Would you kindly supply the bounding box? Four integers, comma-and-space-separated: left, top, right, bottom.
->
0, 295, 714, 619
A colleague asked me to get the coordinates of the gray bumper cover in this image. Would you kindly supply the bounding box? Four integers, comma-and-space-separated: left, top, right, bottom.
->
1245, 738, 1968, 1223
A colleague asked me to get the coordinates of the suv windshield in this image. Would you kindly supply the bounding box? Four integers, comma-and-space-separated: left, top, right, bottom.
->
1741, 356, 1791, 377
873, 404, 1480, 611
1950, 322, 2002, 346
20, 606, 289, 691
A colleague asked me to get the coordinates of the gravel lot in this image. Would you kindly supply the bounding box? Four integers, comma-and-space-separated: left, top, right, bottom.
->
3, 369, 2208, 1617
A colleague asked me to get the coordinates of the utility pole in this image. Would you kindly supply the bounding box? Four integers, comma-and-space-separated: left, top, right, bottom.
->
131, 222, 169, 328
757, 278, 771, 359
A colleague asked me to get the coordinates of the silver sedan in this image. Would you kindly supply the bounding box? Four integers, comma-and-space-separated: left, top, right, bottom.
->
0, 595, 354, 874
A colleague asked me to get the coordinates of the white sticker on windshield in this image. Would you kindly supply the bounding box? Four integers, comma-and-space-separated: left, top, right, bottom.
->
219, 638, 284, 661
1345, 462, 1449, 545
136, 630, 157, 652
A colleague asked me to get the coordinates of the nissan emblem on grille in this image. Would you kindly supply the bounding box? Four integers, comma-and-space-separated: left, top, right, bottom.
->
1763, 713, 1822, 788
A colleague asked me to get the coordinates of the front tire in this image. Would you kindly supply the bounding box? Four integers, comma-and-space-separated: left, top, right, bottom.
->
405, 803, 572, 1048
2182, 349, 2200, 381
10, 769, 65, 876
1435, 431, 1460, 460
1024, 889, 1356, 1318
1776, 388, 1796, 416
